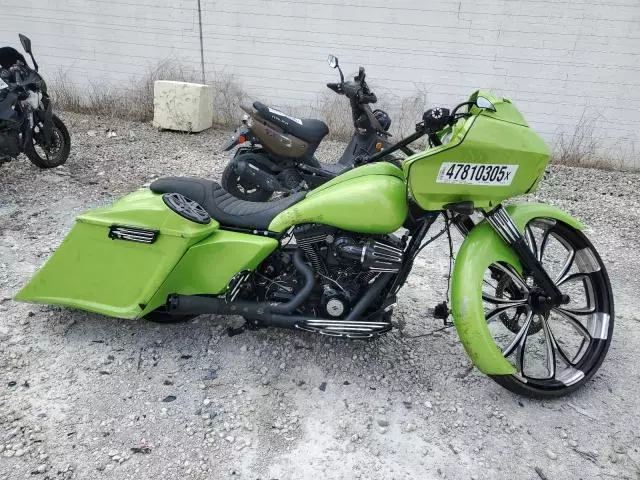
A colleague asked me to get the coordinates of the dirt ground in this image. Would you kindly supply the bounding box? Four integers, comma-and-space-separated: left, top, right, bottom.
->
1, 112, 639, 480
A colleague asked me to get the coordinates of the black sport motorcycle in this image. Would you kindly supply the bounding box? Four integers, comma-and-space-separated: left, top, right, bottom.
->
220, 55, 406, 201
0, 34, 70, 168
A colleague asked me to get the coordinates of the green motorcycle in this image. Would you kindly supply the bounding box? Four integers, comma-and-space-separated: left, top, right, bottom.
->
15, 90, 614, 397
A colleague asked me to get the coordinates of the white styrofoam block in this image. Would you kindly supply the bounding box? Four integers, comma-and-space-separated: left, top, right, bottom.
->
152, 81, 213, 132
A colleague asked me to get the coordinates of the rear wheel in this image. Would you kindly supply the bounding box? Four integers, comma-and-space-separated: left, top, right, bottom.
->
221, 163, 273, 201
25, 114, 71, 168
483, 219, 614, 397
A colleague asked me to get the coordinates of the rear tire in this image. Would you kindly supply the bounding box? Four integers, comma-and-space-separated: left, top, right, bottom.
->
221, 163, 273, 202
25, 114, 71, 168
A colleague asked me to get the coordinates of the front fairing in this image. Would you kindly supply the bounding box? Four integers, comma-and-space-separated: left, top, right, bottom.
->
402, 93, 550, 211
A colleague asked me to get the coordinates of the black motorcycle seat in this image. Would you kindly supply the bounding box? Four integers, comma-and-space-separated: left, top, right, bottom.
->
253, 101, 329, 144
150, 176, 305, 231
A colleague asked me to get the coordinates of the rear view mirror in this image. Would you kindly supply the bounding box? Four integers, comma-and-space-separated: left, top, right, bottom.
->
327, 55, 339, 69
476, 96, 496, 112
19, 34, 32, 54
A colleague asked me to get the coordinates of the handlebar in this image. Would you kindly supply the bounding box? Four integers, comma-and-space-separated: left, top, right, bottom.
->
327, 63, 382, 133
353, 103, 472, 167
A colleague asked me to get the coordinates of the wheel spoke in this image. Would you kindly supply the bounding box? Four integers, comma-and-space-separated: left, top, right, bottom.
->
502, 310, 534, 357
516, 333, 528, 373
542, 315, 578, 369
540, 316, 558, 377
482, 278, 499, 291
554, 247, 576, 285
538, 227, 551, 262
553, 308, 593, 339
559, 306, 596, 316
482, 293, 524, 305
490, 263, 529, 292
556, 272, 590, 287
485, 302, 528, 323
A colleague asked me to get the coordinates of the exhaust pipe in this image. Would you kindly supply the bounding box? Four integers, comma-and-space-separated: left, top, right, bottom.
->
167, 250, 315, 318
167, 247, 395, 332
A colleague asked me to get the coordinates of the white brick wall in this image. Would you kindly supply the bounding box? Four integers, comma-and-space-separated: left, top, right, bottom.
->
2, 0, 639, 165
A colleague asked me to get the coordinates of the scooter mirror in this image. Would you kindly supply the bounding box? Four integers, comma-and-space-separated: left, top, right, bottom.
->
327, 55, 339, 69
18, 34, 32, 54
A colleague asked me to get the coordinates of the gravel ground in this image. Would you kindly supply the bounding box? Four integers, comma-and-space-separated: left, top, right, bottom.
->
1, 112, 639, 480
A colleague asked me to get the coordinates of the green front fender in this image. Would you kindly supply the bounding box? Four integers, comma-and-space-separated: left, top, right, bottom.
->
450, 202, 584, 375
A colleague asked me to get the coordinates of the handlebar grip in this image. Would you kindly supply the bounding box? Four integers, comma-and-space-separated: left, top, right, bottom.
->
326, 82, 342, 93
422, 108, 451, 133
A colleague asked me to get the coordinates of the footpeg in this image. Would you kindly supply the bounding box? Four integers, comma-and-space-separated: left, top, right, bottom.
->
295, 319, 392, 338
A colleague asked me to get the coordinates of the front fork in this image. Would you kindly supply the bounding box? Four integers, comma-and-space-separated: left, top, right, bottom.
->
483, 205, 570, 308
449, 205, 570, 309
21, 100, 54, 150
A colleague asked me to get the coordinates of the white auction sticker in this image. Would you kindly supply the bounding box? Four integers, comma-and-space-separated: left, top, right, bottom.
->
436, 162, 518, 186
268, 107, 303, 125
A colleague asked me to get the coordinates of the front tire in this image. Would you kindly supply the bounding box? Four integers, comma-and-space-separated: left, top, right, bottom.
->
482, 220, 614, 398
25, 114, 71, 168
221, 163, 273, 202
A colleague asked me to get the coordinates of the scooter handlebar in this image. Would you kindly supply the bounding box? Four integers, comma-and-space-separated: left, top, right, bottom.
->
326, 82, 342, 93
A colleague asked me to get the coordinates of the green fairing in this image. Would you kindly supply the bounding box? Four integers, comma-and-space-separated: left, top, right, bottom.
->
268, 164, 408, 234
15, 190, 277, 319
140, 230, 277, 317
403, 91, 549, 211
450, 202, 584, 375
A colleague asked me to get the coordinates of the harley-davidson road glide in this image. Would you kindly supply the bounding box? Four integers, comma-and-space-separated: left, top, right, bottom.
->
15, 91, 613, 398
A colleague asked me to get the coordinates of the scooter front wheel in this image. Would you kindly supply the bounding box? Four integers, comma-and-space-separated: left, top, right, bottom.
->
483, 219, 614, 397
25, 114, 71, 168
221, 164, 273, 201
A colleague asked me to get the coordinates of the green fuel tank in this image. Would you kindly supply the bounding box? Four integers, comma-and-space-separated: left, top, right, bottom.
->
268, 163, 408, 234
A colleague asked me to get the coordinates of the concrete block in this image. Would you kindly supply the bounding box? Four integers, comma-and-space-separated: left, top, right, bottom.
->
152, 81, 213, 132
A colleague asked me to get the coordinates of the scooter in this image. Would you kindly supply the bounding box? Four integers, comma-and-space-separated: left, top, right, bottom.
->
220, 55, 399, 201
15, 91, 614, 398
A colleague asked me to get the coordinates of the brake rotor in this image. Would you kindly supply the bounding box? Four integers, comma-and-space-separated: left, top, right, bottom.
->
495, 275, 543, 334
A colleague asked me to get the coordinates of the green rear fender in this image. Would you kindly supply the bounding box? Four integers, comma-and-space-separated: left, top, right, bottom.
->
450, 202, 584, 375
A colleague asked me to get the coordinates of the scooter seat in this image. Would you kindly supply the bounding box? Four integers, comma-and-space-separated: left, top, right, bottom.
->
150, 176, 305, 231
253, 101, 329, 144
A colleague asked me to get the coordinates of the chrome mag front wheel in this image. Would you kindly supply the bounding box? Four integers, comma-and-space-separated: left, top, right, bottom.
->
482, 219, 614, 397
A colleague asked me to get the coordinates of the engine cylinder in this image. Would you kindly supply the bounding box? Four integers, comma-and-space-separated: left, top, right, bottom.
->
334, 237, 403, 273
